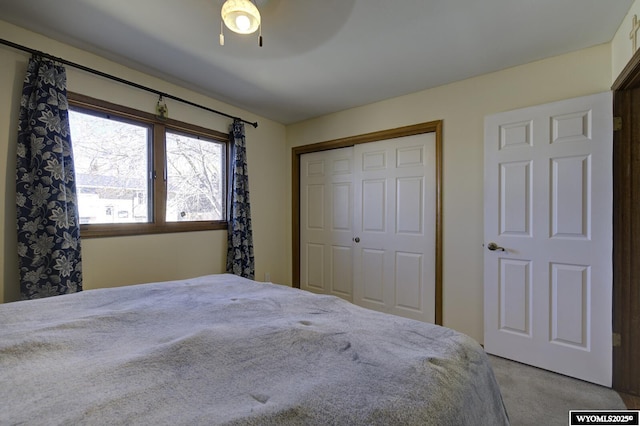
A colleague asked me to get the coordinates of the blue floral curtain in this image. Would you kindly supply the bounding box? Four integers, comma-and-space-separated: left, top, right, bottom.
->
16, 56, 83, 299
226, 119, 255, 279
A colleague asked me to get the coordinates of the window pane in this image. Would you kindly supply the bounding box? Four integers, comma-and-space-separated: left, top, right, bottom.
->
69, 109, 151, 224
165, 131, 225, 222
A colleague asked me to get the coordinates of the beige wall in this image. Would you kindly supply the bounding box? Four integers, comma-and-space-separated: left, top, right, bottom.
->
287, 44, 613, 343
612, 0, 640, 83
0, 20, 289, 303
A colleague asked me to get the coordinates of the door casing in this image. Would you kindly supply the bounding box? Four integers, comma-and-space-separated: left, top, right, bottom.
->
612, 48, 640, 396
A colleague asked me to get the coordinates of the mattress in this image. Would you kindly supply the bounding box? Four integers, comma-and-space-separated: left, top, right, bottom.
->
0, 274, 509, 425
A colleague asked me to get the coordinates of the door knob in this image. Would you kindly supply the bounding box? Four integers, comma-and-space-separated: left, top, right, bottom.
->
487, 242, 505, 251
353, 237, 360, 243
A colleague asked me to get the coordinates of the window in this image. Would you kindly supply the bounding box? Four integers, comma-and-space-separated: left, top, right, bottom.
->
165, 130, 225, 222
68, 93, 228, 237
69, 108, 151, 225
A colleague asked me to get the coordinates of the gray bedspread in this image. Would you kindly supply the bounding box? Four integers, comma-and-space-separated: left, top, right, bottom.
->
0, 274, 509, 425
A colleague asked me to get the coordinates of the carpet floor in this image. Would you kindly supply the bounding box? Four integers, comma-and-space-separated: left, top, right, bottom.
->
488, 355, 626, 426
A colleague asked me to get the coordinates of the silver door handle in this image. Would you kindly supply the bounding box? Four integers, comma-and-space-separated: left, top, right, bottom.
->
353, 237, 360, 243
487, 242, 505, 251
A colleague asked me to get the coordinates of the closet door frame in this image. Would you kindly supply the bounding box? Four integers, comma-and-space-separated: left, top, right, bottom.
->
292, 120, 444, 325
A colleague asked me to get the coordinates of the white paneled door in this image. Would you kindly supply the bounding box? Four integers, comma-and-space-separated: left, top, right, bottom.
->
353, 134, 436, 323
483, 92, 613, 386
300, 147, 355, 301
300, 133, 437, 323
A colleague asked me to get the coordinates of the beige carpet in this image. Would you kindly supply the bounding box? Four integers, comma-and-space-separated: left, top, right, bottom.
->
489, 355, 625, 426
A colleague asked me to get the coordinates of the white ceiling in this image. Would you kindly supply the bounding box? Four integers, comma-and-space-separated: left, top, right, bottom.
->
0, 0, 634, 124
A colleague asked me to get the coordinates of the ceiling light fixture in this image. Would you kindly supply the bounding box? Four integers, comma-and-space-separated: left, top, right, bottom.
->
219, 0, 263, 46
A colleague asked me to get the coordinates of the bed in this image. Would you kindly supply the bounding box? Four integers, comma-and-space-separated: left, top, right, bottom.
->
0, 274, 509, 425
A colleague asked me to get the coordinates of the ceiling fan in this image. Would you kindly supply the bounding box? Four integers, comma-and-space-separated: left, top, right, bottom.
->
219, 0, 263, 47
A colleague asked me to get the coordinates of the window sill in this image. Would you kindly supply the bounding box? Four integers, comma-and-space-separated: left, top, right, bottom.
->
80, 222, 228, 238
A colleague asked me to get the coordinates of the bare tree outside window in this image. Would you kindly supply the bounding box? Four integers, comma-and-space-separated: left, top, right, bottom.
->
69, 110, 150, 224
165, 131, 225, 222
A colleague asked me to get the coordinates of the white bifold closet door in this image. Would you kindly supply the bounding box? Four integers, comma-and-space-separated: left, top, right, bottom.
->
300, 133, 437, 323
300, 147, 355, 301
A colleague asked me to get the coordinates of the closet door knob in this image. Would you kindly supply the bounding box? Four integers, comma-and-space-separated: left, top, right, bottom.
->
353, 237, 360, 243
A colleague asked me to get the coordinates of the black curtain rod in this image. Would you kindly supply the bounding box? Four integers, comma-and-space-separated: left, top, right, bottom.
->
0, 38, 258, 128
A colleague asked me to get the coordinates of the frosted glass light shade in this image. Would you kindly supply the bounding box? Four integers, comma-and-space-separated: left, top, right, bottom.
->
221, 0, 261, 35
